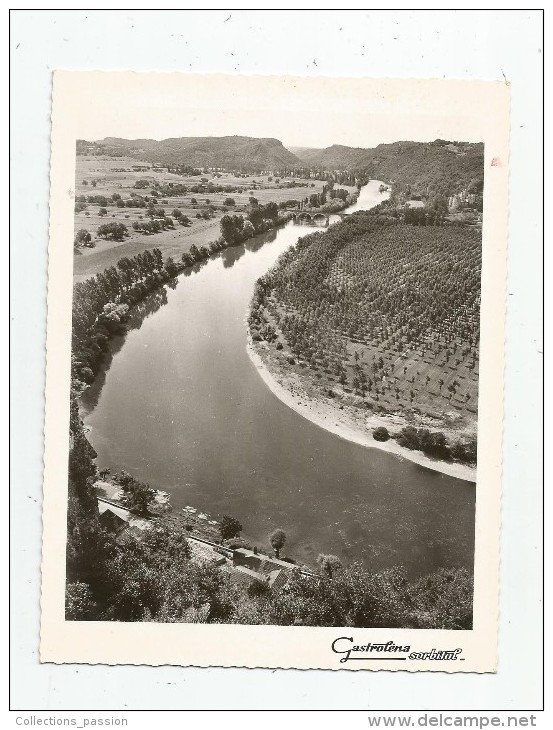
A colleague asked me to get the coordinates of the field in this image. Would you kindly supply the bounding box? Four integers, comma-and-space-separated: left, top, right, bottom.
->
73, 155, 331, 281
250, 216, 481, 436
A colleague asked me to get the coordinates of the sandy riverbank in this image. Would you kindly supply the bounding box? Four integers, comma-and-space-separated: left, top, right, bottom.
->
247, 338, 476, 483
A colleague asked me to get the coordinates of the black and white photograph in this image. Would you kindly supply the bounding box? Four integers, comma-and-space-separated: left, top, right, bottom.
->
68, 109, 482, 629
10, 6, 544, 717
33, 71, 510, 673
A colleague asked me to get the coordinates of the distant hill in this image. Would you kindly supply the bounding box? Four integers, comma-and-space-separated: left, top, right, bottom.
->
287, 146, 323, 164
291, 144, 369, 169
93, 136, 303, 171
78, 136, 483, 197
292, 140, 484, 197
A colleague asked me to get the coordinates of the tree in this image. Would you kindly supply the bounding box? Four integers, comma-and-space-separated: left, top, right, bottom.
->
220, 515, 243, 541
408, 567, 473, 629
247, 207, 263, 231
242, 220, 255, 239
224, 197, 236, 207
97, 222, 127, 241
221, 214, 241, 244
270, 528, 286, 559
153, 247, 164, 270
74, 229, 92, 247
98, 207, 108, 217
317, 554, 343, 579
164, 257, 179, 277
263, 201, 279, 223
65, 581, 97, 620
119, 477, 155, 515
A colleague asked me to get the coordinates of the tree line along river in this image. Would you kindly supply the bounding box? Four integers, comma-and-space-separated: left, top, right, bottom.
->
80, 180, 475, 578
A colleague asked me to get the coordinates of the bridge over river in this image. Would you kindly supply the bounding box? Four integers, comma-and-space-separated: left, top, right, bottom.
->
291, 211, 330, 227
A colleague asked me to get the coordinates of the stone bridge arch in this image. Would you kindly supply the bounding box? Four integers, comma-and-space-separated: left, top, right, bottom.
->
312, 213, 329, 227
293, 211, 329, 227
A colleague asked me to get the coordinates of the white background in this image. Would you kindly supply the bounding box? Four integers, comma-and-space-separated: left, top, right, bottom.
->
10, 7, 543, 711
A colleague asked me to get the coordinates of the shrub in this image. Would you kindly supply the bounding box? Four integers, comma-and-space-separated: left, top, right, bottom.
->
373, 426, 390, 442
451, 438, 477, 464
396, 426, 421, 450
247, 579, 270, 598
419, 429, 450, 459
224, 537, 252, 550
65, 582, 96, 620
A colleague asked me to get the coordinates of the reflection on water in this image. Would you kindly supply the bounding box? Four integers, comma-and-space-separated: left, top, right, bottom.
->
220, 244, 246, 269
244, 226, 278, 253
81, 286, 171, 415
127, 286, 169, 328
81, 181, 474, 577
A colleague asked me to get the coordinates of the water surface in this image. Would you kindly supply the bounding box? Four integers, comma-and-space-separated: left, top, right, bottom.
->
81, 181, 475, 577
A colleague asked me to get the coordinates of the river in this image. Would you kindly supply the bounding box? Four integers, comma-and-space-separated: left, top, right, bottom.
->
80, 181, 475, 578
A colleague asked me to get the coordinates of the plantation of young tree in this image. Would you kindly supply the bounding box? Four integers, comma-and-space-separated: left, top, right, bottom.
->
249, 213, 481, 451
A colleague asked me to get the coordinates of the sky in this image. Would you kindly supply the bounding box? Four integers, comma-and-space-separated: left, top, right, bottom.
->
54, 72, 495, 150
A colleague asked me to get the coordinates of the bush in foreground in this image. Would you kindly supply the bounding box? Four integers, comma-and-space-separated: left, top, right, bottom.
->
373, 426, 390, 442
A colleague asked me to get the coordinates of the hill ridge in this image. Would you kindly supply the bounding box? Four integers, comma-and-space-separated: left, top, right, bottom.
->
85, 135, 303, 171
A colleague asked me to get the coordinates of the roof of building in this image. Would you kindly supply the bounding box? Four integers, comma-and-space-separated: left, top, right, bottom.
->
98, 506, 128, 532
267, 569, 291, 592
99, 502, 130, 522
234, 565, 266, 581
97, 500, 151, 531
233, 547, 297, 572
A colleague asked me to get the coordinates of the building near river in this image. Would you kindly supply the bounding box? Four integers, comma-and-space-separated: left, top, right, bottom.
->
231, 547, 315, 591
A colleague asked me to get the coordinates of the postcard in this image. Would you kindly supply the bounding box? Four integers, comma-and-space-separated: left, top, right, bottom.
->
41, 72, 510, 671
